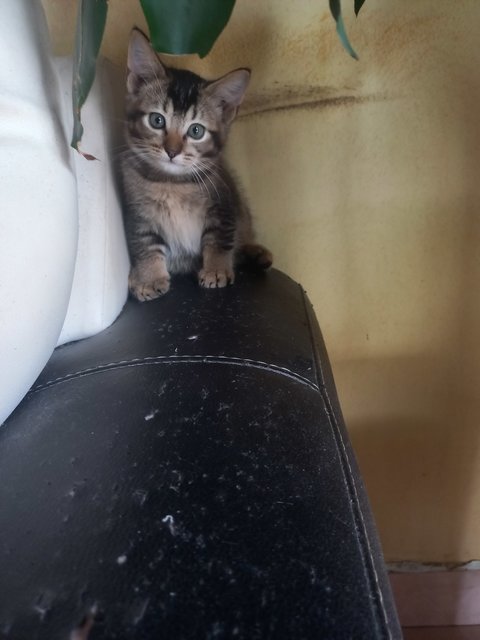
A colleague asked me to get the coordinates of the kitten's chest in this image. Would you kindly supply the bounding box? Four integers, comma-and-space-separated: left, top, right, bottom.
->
147, 184, 207, 255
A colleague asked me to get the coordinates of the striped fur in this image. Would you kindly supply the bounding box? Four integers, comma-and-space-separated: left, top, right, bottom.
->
120, 29, 272, 301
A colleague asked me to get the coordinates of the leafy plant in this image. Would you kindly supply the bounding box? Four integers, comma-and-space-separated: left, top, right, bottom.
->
329, 0, 366, 60
71, 0, 366, 157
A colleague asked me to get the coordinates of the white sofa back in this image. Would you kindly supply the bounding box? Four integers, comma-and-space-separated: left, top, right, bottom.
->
0, 1, 129, 424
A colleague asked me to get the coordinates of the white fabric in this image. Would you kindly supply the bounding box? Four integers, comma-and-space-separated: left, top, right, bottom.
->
0, 1, 78, 424
0, 3, 130, 424
55, 58, 129, 346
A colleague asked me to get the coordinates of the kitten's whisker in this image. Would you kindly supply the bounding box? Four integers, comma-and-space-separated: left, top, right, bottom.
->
194, 165, 218, 197
195, 161, 229, 195
192, 162, 221, 200
190, 166, 210, 195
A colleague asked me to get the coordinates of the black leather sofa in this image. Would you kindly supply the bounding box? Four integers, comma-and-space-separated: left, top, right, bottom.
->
0, 269, 401, 639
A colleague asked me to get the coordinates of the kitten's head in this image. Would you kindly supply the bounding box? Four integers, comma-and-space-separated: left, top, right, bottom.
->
124, 29, 250, 179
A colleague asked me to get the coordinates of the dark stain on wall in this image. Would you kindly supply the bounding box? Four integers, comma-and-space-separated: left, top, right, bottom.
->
240, 85, 387, 119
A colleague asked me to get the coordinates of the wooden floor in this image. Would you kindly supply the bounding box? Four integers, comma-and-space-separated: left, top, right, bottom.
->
403, 627, 480, 639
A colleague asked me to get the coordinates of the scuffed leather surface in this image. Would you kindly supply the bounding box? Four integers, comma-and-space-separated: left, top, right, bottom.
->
0, 269, 401, 639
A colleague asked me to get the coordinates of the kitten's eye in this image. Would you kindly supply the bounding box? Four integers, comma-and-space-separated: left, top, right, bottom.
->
148, 112, 166, 129
187, 123, 206, 140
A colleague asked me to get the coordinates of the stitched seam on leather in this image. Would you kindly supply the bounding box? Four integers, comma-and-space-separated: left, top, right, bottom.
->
300, 286, 393, 639
321, 390, 393, 639
31, 355, 320, 393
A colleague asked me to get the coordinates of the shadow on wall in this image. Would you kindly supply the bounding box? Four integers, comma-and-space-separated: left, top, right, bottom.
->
341, 14, 480, 565
336, 353, 480, 564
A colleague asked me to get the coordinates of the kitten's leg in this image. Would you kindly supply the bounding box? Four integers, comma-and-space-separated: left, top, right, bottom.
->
129, 250, 170, 301
198, 245, 235, 288
129, 252, 170, 301
126, 221, 171, 301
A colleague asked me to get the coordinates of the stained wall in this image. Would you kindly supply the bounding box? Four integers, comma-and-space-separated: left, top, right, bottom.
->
43, 0, 480, 563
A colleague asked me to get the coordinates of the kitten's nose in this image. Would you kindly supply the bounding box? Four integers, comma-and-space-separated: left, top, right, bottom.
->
164, 133, 183, 160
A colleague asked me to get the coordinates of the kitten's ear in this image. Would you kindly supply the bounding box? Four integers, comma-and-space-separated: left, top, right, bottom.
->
205, 68, 251, 124
127, 28, 167, 92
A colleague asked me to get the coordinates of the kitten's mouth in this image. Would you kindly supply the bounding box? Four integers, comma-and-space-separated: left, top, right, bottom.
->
159, 157, 189, 175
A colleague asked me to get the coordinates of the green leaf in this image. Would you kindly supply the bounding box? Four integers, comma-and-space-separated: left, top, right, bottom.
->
71, 0, 108, 157
329, 0, 359, 60
354, 0, 366, 17
139, 0, 236, 58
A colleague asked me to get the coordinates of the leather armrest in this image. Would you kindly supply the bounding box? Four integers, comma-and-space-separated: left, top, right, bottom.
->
0, 269, 401, 639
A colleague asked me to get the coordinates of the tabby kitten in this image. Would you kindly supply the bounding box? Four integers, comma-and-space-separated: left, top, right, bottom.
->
121, 29, 272, 301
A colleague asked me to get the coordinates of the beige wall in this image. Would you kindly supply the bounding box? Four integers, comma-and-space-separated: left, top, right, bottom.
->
43, 0, 480, 563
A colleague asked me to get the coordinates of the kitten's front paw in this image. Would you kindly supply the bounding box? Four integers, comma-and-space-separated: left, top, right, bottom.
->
129, 276, 170, 301
198, 268, 235, 289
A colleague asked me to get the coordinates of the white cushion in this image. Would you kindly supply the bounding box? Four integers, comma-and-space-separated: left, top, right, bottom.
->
0, 3, 130, 424
54, 58, 129, 346
0, 1, 78, 424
